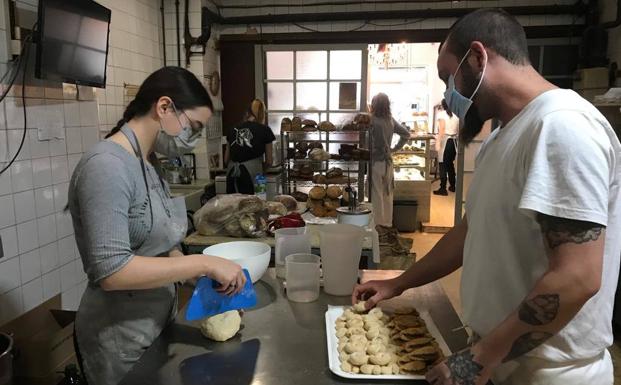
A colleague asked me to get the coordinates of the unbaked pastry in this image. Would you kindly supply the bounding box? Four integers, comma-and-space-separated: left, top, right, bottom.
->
199, 310, 241, 342
348, 351, 369, 366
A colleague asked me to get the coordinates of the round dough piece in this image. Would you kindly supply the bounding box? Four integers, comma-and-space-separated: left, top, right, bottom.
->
349, 351, 369, 366
339, 351, 350, 363
349, 334, 367, 345
381, 365, 393, 375
364, 321, 381, 331
340, 361, 353, 373
346, 319, 364, 329
366, 343, 385, 355
343, 309, 357, 320
336, 328, 348, 338
360, 364, 376, 375
352, 301, 367, 313
344, 342, 366, 354
370, 352, 392, 366
372, 365, 383, 375
199, 310, 241, 342
352, 366, 360, 374
368, 308, 383, 320
366, 328, 380, 340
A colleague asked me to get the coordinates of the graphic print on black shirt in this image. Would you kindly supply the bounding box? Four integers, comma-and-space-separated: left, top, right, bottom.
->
227, 121, 276, 163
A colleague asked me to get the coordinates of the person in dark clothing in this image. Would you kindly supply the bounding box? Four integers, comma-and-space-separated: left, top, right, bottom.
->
225, 99, 275, 194
434, 99, 459, 196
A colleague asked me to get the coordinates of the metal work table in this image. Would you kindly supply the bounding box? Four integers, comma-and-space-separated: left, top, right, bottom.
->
120, 269, 469, 385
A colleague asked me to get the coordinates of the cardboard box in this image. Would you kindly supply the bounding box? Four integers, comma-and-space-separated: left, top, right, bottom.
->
573, 67, 609, 90
0, 296, 77, 385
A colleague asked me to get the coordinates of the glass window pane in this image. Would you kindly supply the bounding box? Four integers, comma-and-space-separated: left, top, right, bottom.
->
296, 82, 327, 111
328, 112, 358, 126
267, 113, 291, 136
266, 51, 293, 80
329, 82, 360, 111
296, 51, 327, 80
267, 82, 294, 110
330, 50, 362, 79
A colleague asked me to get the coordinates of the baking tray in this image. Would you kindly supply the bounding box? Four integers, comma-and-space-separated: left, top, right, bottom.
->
325, 305, 451, 380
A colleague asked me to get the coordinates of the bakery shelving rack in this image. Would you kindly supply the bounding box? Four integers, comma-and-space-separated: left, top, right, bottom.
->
392, 134, 434, 181
280, 130, 372, 203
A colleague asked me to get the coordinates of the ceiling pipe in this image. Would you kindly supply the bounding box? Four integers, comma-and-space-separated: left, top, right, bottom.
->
203, 4, 585, 25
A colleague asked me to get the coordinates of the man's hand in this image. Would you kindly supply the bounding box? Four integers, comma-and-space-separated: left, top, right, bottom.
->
426, 347, 492, 385
351, 278, 404, 310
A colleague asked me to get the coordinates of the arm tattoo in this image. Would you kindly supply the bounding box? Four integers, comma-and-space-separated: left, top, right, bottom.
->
518, 294, 560, 325
446, 349, 483, 385
502, 331, 553, 363
537, 214, 604, 249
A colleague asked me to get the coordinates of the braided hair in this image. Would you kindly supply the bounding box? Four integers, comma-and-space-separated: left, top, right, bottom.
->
105, 67, 213, 138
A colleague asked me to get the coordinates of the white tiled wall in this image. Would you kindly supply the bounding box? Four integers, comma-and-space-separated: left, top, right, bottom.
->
0, 0, 166, 325
165, 0, 223, 180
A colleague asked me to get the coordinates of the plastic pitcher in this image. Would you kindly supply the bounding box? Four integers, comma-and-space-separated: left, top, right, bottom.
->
285, 254, 321, 303
319, 224, 364, 296
275, 227, 311, 278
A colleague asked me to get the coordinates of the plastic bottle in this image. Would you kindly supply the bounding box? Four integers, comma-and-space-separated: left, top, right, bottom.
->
254, 174, 267, 200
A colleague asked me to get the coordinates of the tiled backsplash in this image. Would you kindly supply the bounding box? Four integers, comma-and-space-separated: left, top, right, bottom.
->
0, 0, 166, 325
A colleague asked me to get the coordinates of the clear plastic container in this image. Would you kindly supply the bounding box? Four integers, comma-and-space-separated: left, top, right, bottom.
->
285, 254, 321, 303
275, 227, 312, 278
319, 224, 364, 296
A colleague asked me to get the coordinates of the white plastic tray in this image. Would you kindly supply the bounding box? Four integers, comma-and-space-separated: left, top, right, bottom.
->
325, 305, 452, 380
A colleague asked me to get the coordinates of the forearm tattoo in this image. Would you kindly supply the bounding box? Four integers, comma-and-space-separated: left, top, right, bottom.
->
537, 214, 604, 249
502, 331, 553, 363
518, 294, 560, 325
446, 349, 483, 385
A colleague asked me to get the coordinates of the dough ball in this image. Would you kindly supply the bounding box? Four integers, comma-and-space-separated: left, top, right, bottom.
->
364, 321, 381, 331
352, 366, 360, 374
336, 328, 348, 338
337, 315, 347, 323
339, 352, 350, 363
381, 365, 393, 375
366, 343, 385, 355
349, 334, 367, 345
366, 328, 380, 340
346, 327, 366, 338
371, 335, 390, 345
392, 363, 401, 375
372, 365, 383, 375
352, 301, 367, 313
199, 310, 241, 342
335, 321, 346, 329
344, 342, 366, 354
349, 351, 369, 366
343, 309, 357, 320
368, 308, 383, 320
341, 361, 353, 373
370, 352, 392, 366
346, 319, 364, 329
360, 364, 376, 375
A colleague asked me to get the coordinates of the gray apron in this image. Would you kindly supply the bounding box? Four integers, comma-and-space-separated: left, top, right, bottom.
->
227, 156, 264, 193
76, 125, 188, 385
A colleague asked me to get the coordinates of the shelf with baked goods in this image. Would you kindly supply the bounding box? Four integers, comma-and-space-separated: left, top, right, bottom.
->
392, 136, 433, 181
280, 114, 373, 203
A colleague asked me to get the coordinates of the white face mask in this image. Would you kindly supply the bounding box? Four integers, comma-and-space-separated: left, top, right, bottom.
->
154, 103, 201, 158
443, 48, 487, 122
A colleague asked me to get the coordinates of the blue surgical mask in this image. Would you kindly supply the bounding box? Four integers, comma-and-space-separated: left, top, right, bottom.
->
155, 102, 201, 158
444, 49, 487, 122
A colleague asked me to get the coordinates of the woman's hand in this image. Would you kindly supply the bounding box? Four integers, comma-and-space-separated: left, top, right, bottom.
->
202, 255, 246, 295
351, 278, 405, 310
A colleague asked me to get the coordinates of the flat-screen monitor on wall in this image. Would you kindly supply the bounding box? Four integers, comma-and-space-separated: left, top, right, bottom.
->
35, 0, 111, 88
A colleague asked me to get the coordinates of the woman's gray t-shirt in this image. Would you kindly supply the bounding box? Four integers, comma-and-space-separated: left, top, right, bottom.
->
68, 140, 170, 283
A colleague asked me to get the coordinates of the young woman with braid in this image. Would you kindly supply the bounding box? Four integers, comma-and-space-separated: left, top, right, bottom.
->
67, 67, 246, 385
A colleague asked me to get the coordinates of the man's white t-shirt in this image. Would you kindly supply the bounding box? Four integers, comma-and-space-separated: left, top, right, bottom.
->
463, 89, 621, 362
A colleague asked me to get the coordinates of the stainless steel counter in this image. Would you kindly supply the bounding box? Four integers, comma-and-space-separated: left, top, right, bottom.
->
119, 269, 470, 385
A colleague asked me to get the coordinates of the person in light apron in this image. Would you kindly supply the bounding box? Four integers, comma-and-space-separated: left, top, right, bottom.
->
433, 99, 459, 196
368, 93, 411, 228
353, 9, 619, 385
225, 99, 275, 194
68, 67, 247, 385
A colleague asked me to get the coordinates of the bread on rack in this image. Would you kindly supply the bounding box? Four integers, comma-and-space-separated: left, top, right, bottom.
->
281, 117, 292, 132
326, 167, 344, 179
326, 185, 343, 199
309, 186, 327, 200
291, 116, 303, 131
302, 119, 317, 126
318, 121, 336, 132
312, 174, 327, 185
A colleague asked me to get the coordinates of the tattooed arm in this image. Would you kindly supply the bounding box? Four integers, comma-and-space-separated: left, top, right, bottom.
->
426, 214, 605, 385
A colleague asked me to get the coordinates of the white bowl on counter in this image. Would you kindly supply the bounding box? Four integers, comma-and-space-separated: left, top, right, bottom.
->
203, 241, 271, 283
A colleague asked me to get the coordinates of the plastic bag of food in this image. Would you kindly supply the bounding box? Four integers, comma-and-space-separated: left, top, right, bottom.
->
193, 194, 269, 238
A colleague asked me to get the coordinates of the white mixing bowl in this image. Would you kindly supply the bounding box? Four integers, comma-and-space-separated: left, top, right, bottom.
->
203, 241, 271, 283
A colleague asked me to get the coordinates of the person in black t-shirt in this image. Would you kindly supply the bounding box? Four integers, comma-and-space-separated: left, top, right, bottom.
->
224, 99, 276, 194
